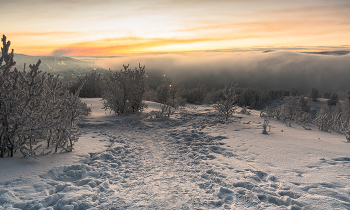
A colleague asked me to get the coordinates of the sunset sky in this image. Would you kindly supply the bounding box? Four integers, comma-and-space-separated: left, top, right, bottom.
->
1, 0, 350, 56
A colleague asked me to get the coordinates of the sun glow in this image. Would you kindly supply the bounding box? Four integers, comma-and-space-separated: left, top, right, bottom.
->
1, 1, 349, 56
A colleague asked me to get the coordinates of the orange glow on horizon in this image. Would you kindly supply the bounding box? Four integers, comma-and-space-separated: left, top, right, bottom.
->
2, 1, 349, 56
9, 34, 350, 57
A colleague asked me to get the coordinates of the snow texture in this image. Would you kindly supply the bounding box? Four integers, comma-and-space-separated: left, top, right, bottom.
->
0, 98, 349, 209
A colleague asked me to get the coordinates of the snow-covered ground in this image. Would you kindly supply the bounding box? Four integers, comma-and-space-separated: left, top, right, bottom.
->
0, 98, 349, 210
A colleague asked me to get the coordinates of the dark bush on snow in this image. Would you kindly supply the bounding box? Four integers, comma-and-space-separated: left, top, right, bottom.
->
322, 92, 332, 99
69, 71, 107, 98
309, 88, 319, 101
327, 93, 339, 106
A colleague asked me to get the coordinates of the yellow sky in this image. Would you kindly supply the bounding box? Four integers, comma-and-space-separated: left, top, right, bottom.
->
1, 0, 350, 56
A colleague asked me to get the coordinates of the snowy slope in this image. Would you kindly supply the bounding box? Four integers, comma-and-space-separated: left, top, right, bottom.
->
0, 99, 349, 209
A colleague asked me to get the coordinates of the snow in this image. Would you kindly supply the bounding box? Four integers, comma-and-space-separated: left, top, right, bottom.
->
1, 98, 349, 209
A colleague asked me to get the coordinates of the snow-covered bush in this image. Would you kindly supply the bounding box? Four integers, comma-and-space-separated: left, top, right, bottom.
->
314, 105, 333, 132
148, 103, 175, 118
0, 35, 90, 157
102, 64, 147, 115
213, 84, 237, 121
261, 96, 311, 126
274, 97, 299, 124
314, 97, 350, 142
45, 76, 91, 153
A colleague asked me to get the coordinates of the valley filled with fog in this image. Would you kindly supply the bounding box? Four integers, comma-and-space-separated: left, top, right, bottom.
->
15, 51, 350, 95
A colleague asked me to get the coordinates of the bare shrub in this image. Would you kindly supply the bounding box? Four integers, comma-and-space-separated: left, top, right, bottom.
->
214, 84, 237, 121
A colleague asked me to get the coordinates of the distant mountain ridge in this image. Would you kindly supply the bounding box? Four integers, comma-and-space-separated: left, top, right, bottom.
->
13, 54, 108, 82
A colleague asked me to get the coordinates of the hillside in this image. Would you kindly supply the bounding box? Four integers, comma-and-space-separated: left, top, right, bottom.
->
13, 54, 108, 82
0, 99, 349, 209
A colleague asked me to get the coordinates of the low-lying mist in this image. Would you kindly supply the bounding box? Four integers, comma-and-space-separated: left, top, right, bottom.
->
94, 51, 350, 95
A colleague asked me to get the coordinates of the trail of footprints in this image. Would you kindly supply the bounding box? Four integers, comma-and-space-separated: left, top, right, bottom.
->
168, 127, 304, 209
3, 111, 350, 209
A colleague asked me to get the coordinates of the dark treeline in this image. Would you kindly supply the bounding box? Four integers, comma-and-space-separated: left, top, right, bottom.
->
68, 70, 340, 110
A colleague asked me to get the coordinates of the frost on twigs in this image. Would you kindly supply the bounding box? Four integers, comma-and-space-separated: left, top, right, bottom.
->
148, 103, 175, 119
260, 96, 311, 127
102, 64, 147, 115
213, 84, 237, 121
0, 35, 90, 158
314, 91, 350, 142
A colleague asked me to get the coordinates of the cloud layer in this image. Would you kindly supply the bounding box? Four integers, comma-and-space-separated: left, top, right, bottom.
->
94, 51, 350, 95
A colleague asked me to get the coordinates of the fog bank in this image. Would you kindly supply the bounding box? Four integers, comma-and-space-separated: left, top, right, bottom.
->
95, 51, 350, 95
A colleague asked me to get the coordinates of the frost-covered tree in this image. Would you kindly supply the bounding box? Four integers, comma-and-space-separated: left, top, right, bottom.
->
102, 64, 147, 115
214, 84, 237, 121
0, 35, 90, 157
275, 97, 299, 123
314, 105, 333, 132
0, 35, 18, 157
